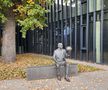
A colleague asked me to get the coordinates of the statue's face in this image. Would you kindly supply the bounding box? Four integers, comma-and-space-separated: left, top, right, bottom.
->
58, 43, 63, 49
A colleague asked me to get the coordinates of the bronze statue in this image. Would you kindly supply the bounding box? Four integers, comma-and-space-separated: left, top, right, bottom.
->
53, 43, 72, 82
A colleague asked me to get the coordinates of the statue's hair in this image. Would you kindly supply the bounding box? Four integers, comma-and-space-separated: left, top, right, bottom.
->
58, 43, 63, 48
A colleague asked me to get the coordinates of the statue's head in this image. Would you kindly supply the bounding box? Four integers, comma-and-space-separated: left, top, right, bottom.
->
58, 43, 63, 49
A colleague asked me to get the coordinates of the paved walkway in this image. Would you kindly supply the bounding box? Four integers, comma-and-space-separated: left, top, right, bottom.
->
0, 60, 108, 90
0, 71, 108, 90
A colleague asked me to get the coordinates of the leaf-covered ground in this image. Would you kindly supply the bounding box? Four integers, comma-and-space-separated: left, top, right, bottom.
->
0, 53, 101, 80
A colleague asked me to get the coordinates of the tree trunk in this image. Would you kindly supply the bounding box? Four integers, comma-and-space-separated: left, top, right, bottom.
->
2, 15, 16, 63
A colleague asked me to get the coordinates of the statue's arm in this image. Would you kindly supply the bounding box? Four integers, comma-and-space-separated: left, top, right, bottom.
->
53, 51, 57, 63
64, 50, 70, 58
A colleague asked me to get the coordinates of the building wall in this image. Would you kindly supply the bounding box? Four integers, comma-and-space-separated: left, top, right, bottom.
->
45, 0, 105, 64
103, 0, 108, 64
15, 0, 107, 64
0, 0, 108, 64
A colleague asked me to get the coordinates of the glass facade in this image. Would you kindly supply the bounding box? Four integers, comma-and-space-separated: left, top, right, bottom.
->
103, 0, 108, 64
43, 0, 105, 63
15, 0, 108, 64
0, 0, 108, 64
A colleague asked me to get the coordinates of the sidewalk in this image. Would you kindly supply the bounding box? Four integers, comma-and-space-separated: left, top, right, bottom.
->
0, 59, 108, 90
0, 71, 108, 90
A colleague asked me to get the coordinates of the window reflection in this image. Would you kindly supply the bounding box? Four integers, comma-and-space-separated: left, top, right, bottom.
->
63, 21, 73, 47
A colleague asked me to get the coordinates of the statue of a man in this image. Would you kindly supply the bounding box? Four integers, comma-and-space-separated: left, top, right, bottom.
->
53, 43, 70, 82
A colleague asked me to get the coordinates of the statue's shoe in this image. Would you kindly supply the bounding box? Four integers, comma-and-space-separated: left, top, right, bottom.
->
64, 77, 70, 82
57, 76, 61, 81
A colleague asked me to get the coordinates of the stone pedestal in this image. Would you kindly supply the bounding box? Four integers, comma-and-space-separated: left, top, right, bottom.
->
26, 64, 78, 80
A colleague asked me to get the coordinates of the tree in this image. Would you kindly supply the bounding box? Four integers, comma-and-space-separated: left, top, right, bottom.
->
0, 0, 52, 63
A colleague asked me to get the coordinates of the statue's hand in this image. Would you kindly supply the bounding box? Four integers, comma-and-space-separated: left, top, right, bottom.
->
66, 46, 72, 51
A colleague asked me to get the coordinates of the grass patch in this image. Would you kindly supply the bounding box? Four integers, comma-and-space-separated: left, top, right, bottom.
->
0, 53, 101, 80
78, 64, 101, 73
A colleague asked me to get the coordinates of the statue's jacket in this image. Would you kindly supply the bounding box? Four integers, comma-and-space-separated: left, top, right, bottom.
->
53, 49, 67, 63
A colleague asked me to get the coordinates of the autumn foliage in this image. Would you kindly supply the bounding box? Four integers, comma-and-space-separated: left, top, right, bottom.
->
0, 54, 101, 80
0, 0, 52, 38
